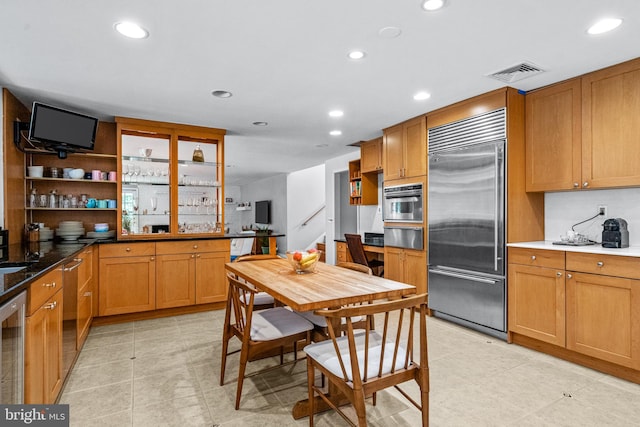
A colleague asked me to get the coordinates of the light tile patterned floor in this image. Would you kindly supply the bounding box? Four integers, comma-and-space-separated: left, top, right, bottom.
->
59, 310, 640, 426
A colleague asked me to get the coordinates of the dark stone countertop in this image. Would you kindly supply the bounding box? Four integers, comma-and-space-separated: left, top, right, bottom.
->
0, 240, 93, 305
0, 233, 288, 305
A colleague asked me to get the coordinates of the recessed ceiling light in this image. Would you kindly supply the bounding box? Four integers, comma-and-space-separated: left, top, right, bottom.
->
348, 50, 366, 60
315, 144, 329, 148
413, 91, 431, 101
587, 18, 623, 35
330, 130, 342, 136
212, 90, 233, 98
329, 110, 344, 118
421, 0, 446, 11
252, 121, 268, 126
114, 21, 149, 39
378, 26, 402, 38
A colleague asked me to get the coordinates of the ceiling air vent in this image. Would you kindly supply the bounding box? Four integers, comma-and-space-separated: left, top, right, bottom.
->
487, 62, 545, 83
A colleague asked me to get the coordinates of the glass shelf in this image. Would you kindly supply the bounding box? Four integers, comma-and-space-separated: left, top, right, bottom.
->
26, 207, 118, 211
26, 177, 117, 184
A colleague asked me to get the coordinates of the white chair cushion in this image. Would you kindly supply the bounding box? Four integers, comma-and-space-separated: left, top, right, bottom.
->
304, 331, 408, 381
251, 307, 314, 341
242, 292, 275, 307
296, 310, 363, 328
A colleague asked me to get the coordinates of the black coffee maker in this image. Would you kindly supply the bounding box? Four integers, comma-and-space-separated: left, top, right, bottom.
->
602, 218, 629, 248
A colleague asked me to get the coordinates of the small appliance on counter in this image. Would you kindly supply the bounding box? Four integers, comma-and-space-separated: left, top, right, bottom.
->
602, 218, 629, 248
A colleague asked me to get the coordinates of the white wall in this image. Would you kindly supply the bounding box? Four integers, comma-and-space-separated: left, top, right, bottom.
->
223, 185, 243, 233
545, 188, 640, 245
286, 164, 325, 251
357, 173, 384, 235
240, 174, 287, 253
324, 149, 360, 264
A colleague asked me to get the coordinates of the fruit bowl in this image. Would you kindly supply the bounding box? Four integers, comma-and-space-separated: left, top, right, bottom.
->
286, 250, 321, 274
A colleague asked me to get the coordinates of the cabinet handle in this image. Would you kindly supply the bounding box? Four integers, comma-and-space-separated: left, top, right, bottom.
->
64, 258, 84, 271
43, 282, 56, 288
531, 255, 536, 260
557, 272, 562, 277
193, 244, 198, 249
196, 254, 201, 258
191, 254, 196, 258
583, 181, 589, 188
45, 301, 57, 310
150, 257, 155, 261
84, 292, 92, 297
597, 261, 604, 267
573, 182, 579, 188
567, 273, 573, 279
126, 247, 131, 252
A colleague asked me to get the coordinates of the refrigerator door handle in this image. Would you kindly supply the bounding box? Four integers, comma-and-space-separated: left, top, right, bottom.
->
429, 268, 499, 285
494, 145, 499, 272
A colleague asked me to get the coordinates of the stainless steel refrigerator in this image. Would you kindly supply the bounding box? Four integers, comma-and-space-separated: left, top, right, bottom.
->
427, 108, 507, 339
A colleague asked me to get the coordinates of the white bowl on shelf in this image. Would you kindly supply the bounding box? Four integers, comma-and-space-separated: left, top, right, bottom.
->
68, 168, 85, 179
27, 166, 44, 178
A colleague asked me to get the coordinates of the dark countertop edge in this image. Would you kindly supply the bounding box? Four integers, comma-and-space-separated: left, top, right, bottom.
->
0, 234, 288, 305
334, 238, 384, 248
0, 241, 93, 306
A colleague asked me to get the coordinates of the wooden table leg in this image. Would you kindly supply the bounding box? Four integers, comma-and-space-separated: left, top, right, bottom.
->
292, 383, 350, 420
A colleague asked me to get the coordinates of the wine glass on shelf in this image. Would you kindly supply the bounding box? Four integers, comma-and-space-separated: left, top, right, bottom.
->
151, 197, 158, 212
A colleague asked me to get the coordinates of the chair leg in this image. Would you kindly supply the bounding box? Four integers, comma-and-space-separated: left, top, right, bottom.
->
420, 389, 429, 427
372, 392, 377, 406
307, 357, 315, 426
352, 388, 368, 427
219, 327, 230, 386
235, 344, 250, 410
293, 341, 298, 360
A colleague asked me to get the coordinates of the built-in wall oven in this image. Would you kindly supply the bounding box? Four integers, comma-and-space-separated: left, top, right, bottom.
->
383, 183, 423, 223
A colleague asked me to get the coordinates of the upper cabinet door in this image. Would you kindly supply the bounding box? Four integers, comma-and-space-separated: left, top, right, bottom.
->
116, 117, 226, 239
383, 124, 404, 181
402, 116, 427, 179
360, 137, 382, 173
582, 58, 640, 189
525, 79, 582, 192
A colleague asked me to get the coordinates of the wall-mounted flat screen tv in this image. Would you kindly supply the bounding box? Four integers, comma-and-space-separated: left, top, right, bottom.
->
255, 200, 271, 224
28, 102, 98, 155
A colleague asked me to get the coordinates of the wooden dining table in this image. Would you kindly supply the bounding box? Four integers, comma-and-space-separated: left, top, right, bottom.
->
224, 257, 417, 419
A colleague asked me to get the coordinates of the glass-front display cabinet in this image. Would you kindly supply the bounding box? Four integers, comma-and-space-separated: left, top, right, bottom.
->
116, 117, 225, 239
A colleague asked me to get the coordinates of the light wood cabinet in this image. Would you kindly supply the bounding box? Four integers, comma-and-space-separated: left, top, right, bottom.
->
99, 242, 156, 316
116, 117, 226, 238
76, 247, 96, 348
508, 247, 640, 376
156, 253, 196, 309
508, 247, 566, 346
384, 247, 427, 294
566, 271, 639, 369
336, 241, 350, 263
348, 159, 377, 205
525, 79, 582, 192
25, 287, 63, 404
383, 116, 426, 181
360, 137, 383, 173
526, 57, 640, 191
155, 239, 230, 308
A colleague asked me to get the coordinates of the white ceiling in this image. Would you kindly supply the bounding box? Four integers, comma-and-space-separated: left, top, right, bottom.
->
1, 1, 639, 185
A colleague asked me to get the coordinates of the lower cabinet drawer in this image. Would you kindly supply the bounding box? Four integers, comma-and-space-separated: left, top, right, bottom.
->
508, 247, 565, 270
566, 252, 640, 279
99, 242, 155, 258
27, 268, 63, 316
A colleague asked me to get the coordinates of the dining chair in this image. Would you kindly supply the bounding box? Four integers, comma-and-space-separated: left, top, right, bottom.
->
220, 275, 314, 410
344, 234, 384, 277
231, 253, 279, 310
304, 293, 429, 427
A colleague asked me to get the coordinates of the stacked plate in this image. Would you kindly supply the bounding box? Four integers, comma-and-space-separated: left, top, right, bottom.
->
56, 221, 85, 241
39, 226, 54, 241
